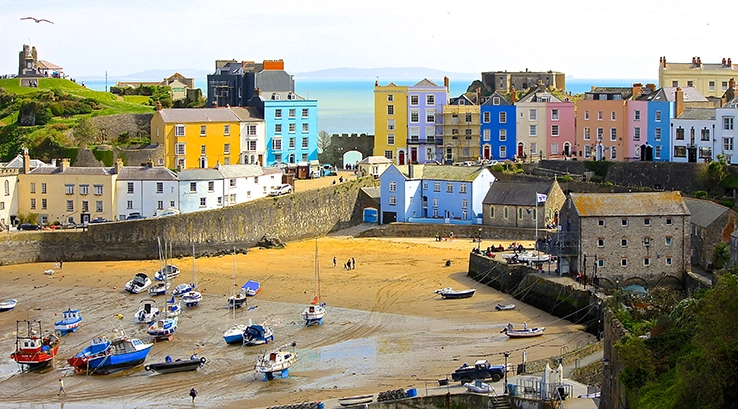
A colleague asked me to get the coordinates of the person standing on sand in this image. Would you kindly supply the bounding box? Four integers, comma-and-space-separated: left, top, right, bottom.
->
333, 257, 337, 268
351, 257, 355, 269
58, 378, 66, 396
189, 387, 198, 404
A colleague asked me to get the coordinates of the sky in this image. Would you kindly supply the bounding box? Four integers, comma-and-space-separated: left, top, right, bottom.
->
0, 0, 731, 81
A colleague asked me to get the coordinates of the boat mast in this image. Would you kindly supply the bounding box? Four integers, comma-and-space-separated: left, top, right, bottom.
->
192, 243, 197, 288
315, 239, 320, 303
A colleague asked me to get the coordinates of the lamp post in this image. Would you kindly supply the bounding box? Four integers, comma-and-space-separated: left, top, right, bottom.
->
477, 228, 482, 252
603, 358, 610, 409
503, 351, 511, 394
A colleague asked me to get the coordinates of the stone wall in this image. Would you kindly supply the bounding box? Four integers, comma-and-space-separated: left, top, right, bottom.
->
601, 308, 629, 409
0, 178, 376, 265
356, 222, 539, 243
92, 113, 154, 142
69, 145, 165, 168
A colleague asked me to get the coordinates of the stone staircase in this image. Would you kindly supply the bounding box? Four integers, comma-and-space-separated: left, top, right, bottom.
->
491, 394, 514, 409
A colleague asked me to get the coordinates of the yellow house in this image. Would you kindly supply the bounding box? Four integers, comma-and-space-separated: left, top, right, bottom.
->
151, 108, 242, 170
658, 56, 737, 98
374, 82, 408, 165
440, 95, 480, 163
17, 157, 118, 225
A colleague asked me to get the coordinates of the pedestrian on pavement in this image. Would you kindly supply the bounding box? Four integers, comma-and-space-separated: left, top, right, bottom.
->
189, 387, 198, 404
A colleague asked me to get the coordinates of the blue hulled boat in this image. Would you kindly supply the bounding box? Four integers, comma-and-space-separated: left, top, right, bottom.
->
54, 309, 82, 335
244, 323, 274, 346
68, 332, 153, 374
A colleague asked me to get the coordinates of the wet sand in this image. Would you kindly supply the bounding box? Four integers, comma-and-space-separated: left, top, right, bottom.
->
0, 234, 594, 408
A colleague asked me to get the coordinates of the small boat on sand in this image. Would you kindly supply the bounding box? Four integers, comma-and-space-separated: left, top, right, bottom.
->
68, 331, 153, 374
495, 303, 516, 311
0, 299, 17, 312
243, 323, 274, 346
255, 342, 297, 380
54, 309, 82, 335
154, 264, 180, 281
134, 299, 160, 324
504, 326, 546, 338
11, 320, 60, 368
125, 273, 152, 294
223, 324, 248, 345
145, 355, 206, 374
435, 287, 476, 299
464, 380, 493, 393
338, 394, 374, 406
147, 317, 178, 340
242, 280, 261, 296
149, 282, 170, 296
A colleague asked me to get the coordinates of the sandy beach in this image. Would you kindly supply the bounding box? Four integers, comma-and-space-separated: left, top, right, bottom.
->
0, 228, 594, 408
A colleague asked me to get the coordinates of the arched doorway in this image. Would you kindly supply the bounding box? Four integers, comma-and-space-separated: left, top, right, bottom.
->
483, 145, 491, 159
563, 142, 571, 157
517, 142, 524, 158
343, 150, 363, 169
398, 150, 406, 165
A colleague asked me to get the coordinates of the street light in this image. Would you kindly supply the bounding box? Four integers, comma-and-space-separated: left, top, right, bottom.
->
603, 358, 610, 409
503, 351, 511, 394
477, 228, 482, 252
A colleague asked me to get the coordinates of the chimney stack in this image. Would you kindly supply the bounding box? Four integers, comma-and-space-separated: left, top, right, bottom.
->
675, 87, 685, 118
476, 87, 481, 104
156, 101, 162, 111
729, 58, 733, 66
632, 83, 643, 99
22, 148, 30, 174
408, 164, 414, 179
114, 157, 123, 174
444, 76, 450, 91
646, 83, 656, 91
662, 56, 667, 68
723, 58, 727, 66
692, 56, 696, 65
697, 56, 702, 67
60, 158, 70, 172
146, 158, 153, 168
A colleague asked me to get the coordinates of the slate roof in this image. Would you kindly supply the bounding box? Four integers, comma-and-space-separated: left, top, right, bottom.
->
361, 187, 381, 201
158, 108, 240, 123
262, 167, 283, 176
483, 181, 553, 206
229, 107, 263, 121
217, 164, 263, 178
413, 78, 440, 87
449, 95, 475, 105
255, 70, 294, 93
481, 92, 512, 106
684, 197, 728, 228
570, 192, 689, 217
518, 90, 563, 103
117, 166, 178, 181
177, 168, 223, 181
650, 87, 708, 102
28, 166, 115, 176
677, 108, 716, 120
2, 154, 53, 169
395, 164, 486, 182
664, 62, 737, 71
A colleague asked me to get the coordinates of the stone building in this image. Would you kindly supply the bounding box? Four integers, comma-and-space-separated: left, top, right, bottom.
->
684, 197, 738, 271
557, 191, 690, 288
480, 69, 566, 94
482, 180, 565, 229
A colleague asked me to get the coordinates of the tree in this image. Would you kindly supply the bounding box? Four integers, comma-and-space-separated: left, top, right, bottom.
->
317, 130, 332, 154
72, 117, 100, 146
713, 241, 730, 270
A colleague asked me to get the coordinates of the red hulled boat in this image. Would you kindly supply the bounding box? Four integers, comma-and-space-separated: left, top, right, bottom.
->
10, 320, 60, 368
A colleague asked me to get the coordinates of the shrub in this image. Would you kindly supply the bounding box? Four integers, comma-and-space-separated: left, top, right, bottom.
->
693, 191, 708, 199
559, 175, 573, 182
720, 199, 734, 209
590, 175, 605, 183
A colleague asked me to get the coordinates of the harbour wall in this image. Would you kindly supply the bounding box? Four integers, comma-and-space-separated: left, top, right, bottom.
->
0, 178, 376, 265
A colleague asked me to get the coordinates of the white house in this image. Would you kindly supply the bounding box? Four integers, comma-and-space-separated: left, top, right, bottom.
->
217, 164, 283, 204
0, 168, 19, 229
670, 107, 716, 163
231, 107, 267, 166
115, 161, 179, 220
357, 156, 392, 179
715, 104, 738, 164
178, 168, 226, 214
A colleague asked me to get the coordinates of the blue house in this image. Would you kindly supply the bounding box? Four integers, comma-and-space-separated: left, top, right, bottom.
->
379, 164, 495, 225
636, 87, 673, 161
480, 93, 516, 160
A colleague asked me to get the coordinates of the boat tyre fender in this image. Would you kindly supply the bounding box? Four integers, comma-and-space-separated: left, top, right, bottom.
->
200, 356, 207, 364
145, 365, 152, 372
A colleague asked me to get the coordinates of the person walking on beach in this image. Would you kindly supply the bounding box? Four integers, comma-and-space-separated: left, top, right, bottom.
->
189, 387, 198, 404
57, 378, 66, 396
523, 322, 528, 330
333, 257, 337, 268
351, 257, 356, 269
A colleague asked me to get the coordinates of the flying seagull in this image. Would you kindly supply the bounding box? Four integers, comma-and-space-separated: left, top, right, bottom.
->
20, 17, 54, 24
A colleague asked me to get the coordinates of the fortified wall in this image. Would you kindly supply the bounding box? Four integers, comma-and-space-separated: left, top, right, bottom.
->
0, 178, 376, 265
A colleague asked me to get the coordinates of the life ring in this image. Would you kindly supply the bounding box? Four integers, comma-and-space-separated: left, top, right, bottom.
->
200, 357, 207, 364
144, 365, 151, 371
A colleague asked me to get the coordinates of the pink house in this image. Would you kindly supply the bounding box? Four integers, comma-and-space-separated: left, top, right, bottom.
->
547, 101, 575, 158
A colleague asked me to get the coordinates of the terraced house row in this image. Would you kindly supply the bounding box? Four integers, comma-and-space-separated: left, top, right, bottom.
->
374, 56, 738, 165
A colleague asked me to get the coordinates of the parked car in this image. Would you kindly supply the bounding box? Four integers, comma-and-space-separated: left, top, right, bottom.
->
89, 217, 110, 224
17, 223, 41, 231
269, 184, 293, 196
126, 212, 145, 220
154, 208, 180, 218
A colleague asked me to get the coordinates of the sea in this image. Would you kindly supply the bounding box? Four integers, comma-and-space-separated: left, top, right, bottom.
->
79, 77, 655, 136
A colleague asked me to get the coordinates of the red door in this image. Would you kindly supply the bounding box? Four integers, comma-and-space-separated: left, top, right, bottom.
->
517, 143, 524, 157
483, 145, 491, 159
410, 148, 418, 163
398, 150, 406, 165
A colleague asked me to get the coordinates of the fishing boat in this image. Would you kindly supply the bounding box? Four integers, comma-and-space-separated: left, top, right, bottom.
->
242, 280, 261, 296
243, 322, 274, 346
154, 264, 180, 281
0, 299, 17, 312
504, 326, 546, 338
338, 395, 374, 406
255, 342, 297, 380
149, 282, 170, 296
68, 330, 153, 374
301, 240, 326, 326
223, 323, 249, 344
125, 273, 152, 294
165, 296, 182, 318
147, 317, 178, 340
54, 309, 82, 335
10, 320, 60, 368
145, 354, 206, 374
435, 287, 476, 299
134, 299, 160, 324
495, 303, 516, 311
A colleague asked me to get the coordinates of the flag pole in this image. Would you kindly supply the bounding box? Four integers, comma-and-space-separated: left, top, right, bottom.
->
535, 193, 538, 251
